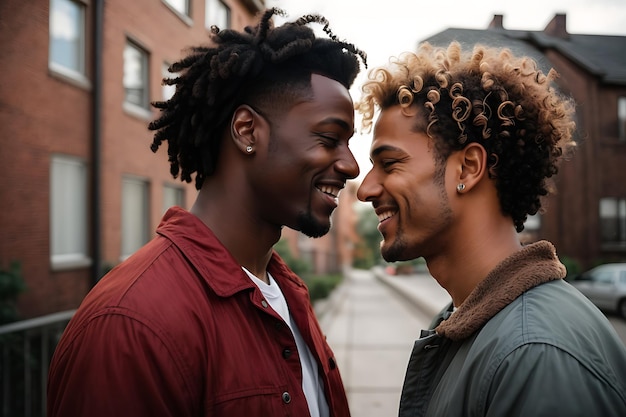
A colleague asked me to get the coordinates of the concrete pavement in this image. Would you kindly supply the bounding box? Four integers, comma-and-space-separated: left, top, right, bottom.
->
316, 267, 450, 417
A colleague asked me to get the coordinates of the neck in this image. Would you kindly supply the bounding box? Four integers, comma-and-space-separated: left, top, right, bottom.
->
426, 221, 522, 307
190, 184, 280, 284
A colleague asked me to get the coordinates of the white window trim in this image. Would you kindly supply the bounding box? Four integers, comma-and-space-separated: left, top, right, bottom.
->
161, 0, 193, 26
121, 175, 151, 260
163, 183, 185, 213
618, 96, 626, 142
49, 61, 92, 90
205, 0, 230, 30
50, 155, 92, 270
49, 0, 87, 77
123, 40, 151, 110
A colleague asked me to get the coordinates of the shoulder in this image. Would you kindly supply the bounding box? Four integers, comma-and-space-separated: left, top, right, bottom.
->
471, 280, 626, 401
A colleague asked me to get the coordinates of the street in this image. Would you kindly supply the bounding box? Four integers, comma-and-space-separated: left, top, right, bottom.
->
318, 268, 626, 417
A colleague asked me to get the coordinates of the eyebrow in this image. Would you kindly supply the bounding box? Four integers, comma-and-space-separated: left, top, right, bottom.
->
318, 117, 352, 132
371, 144, 404, 158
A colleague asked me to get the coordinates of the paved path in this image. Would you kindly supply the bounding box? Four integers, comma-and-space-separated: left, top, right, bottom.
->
316, 268, 450, 417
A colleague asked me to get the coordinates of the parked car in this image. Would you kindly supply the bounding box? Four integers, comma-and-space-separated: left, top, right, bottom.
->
569, 263, 626, 318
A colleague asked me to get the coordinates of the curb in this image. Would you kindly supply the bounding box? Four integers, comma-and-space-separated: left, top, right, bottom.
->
372, 267, 448, 319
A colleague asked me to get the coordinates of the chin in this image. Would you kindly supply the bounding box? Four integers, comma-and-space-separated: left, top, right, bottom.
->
381, 240, 413, 262
297, 213, 330, 238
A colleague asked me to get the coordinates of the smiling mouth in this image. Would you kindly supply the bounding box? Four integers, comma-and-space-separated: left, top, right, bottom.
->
377, 210, 397, 222
316, 185, 341, 199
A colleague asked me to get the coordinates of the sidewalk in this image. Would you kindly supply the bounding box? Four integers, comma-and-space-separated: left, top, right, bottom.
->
371, 266, 451, 318
316, 268, 451, 417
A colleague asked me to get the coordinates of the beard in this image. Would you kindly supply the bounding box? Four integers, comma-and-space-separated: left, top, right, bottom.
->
296, 210, 330, 238
380, 228, 410, 262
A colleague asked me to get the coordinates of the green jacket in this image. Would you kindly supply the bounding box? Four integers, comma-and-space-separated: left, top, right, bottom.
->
399, 241, 626, 417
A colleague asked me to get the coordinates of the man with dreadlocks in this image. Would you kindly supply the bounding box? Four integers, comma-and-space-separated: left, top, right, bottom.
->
356, 41, 626, 416
47, 8, 366, 417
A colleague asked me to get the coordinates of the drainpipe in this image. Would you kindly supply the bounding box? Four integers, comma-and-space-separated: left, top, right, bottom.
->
91, 0, 104, 286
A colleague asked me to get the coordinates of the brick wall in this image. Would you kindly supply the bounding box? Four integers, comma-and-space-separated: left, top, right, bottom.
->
0, 0, 261, 319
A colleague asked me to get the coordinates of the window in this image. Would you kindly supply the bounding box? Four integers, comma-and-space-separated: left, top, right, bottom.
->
163, 184, 185, 213
205, 0, 230, 30
123, 41, 150, 109
50, 155, 90, 268
524, 213, 541, 231
121, 176, 150, 259
49, 0, 86, 77
164, 0, 190, 16
619, 97, 626, 142
600, 198, 626, 246
162, 62, 176, 101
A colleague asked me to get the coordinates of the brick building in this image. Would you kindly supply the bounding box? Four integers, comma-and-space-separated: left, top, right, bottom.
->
0, 0, 265, 319
423, 14, 626, 270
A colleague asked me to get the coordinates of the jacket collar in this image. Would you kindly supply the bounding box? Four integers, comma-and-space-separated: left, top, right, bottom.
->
156, 207, 305, 297
435, 241, 566, 341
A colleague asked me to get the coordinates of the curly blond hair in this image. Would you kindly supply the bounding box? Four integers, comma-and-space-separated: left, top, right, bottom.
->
357, 41, 577, 232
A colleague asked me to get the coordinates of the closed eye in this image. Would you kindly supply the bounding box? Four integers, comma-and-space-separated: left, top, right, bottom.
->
316, 133, 340, 147
382, 159, 398, 169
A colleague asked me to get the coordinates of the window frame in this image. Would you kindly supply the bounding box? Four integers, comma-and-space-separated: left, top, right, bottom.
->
49, 0, 90, 86
123, 40, 151, 113
163, 183, 185, 213
121, 176, 151, 260
50, 154, 91, 270
162, 0, 193, 25
162, 61, 176, 101
163, 0, 190, 16
599, 197, 626, 250
618, 96, 626, 142
205, 0, 230, 30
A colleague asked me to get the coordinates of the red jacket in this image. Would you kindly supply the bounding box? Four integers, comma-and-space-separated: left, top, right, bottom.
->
47, 207, 351, 417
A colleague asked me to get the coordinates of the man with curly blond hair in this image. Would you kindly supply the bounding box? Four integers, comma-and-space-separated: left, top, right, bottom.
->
356, 41, 626, 416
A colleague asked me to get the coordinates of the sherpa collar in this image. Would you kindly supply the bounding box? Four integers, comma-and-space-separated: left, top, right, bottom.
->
435, 240, 566, 341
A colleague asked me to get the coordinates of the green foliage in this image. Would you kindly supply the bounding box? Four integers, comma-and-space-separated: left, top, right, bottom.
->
392, 257, 427, 274
273, 238, 312, 277
353, 208, 383, 268
0, 261, 27, 325
559, 255, 581, 278
303, 273, 343, 302
273, 239, 342, 302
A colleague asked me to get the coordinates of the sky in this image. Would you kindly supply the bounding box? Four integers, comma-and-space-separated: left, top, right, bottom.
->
265, 0, 626, 181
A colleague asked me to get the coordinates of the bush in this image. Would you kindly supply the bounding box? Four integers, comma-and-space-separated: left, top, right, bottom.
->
273, 239, 312, 276
559, 255, 581, 278
0, 261, 27, 325
273, 239, 343, 301
303, 273, 343, 302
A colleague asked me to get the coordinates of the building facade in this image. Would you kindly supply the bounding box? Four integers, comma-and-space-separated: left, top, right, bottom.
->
0, 0, 265, 319
424, 14, 626, 271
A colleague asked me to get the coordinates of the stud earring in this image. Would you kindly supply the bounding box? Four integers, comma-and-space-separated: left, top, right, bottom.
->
246, 145, 253, 153
456, 183, 466, 193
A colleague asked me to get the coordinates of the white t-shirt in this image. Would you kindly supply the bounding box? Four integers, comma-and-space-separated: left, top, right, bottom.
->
243, 267, 329, 417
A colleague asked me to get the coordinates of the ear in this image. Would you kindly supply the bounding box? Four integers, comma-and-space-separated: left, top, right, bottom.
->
230, 105, 267, 155
457, 143, 488, 192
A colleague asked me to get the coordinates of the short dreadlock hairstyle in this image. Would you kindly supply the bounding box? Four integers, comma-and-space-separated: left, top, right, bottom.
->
357, 41, 576, 232
149, 8, 367, 190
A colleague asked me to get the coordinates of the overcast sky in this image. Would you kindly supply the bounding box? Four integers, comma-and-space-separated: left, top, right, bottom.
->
266, 0, 626, 180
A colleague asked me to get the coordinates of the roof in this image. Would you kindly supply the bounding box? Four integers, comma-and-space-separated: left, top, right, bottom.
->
422, 25, 626, 85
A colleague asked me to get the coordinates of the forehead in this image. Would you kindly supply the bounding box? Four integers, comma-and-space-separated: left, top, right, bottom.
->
286, 74, 355, 128
371, 106, 431, 153
308, 74, 353, 108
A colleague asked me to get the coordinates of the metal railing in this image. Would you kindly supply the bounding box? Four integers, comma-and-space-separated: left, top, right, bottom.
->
0, 310, 75, 417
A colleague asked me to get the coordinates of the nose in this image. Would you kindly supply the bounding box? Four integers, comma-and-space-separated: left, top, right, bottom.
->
356, 168, 380, 202
335, 145, 360, 180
